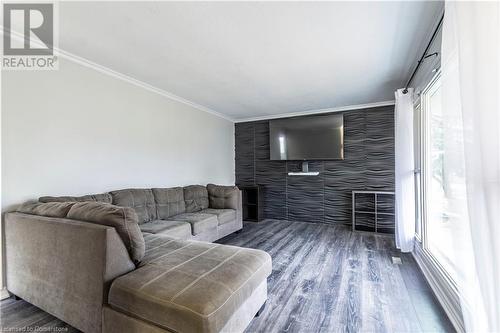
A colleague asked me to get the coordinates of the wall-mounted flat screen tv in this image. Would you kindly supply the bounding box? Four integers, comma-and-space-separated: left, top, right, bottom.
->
269, 113, 344, 160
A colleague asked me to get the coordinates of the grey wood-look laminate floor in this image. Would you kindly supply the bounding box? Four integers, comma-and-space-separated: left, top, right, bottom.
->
1, 220, 454, 333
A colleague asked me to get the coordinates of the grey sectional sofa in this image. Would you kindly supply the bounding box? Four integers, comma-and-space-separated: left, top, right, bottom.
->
4, 184, 271, 333
39, 184, 243, 242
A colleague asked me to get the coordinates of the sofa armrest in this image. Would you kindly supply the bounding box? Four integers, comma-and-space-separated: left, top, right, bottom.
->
4, 212, 135, 333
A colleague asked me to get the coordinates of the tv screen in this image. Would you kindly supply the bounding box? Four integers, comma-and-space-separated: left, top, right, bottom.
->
269, 113, 344, 160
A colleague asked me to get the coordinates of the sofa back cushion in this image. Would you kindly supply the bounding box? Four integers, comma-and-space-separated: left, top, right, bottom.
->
206, 184, 239, 209
183, 185, 209, 212
152, 187, 185, 219
17, 201, 76, 218
110, 189, 156, 224
39, 193, 112, 204
67, 202, 145, 264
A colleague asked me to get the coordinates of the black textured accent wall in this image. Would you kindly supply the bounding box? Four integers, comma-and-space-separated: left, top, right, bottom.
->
235, 105, 395, 225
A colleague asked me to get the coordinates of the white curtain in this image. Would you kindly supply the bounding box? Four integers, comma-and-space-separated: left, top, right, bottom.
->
442, 1, 500, 332
394, 88, 415, 253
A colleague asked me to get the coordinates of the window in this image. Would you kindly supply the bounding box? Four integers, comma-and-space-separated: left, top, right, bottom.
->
414, 102, 422, 240
420, 72, 469, 284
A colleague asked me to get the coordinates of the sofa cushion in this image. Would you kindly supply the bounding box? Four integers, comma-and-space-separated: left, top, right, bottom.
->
140, 220, 191, 239
109, 240, 272, 333
183, 185, 209, 213
67, 202, 145, 264
168, 213, 217, 236
110, 189, 156, 224
17, 201, 76, 218
207, 184, 239, 209
39, 193, 112, 204
141, 233, 185, 265
152, 187, 186, 219
201, 208, 236, 225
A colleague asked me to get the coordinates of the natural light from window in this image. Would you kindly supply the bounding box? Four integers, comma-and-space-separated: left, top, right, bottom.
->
423, 74, 469, 283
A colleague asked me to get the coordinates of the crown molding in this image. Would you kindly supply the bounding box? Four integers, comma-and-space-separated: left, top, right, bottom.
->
234, 100, 395, 123
55, 49, 234, 122
1, 28, 234, 122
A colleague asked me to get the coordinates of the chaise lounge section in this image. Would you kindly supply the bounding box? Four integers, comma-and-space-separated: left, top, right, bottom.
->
5, 184, 270, 333
106, 233, 270, 333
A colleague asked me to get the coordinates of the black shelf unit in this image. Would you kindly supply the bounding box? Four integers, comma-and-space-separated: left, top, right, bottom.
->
239, 185, 263, 222
352, 191, 395, 234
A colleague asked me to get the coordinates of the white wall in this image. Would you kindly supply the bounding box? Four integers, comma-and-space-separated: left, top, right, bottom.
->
1, 58, 235, 211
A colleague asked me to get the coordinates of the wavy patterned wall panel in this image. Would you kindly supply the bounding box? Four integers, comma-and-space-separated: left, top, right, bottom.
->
235, 122, 255, 185
365, 109, 395, 191
256, 160, 287, 219
254, 121, 270, 161
235, 106, 395, 227
287, 161, 325, 223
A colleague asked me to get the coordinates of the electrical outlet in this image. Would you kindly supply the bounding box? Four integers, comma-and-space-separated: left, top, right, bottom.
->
392, 256, 403, 265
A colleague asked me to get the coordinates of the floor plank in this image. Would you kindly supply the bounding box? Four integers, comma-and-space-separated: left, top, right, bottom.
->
1, 220, 455, 333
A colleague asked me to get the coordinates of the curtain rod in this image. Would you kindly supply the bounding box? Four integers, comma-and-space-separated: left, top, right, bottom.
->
403, 13, 444, 94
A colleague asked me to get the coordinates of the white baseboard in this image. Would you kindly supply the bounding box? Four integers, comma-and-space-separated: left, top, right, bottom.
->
412, 242, 464, 333
0, 287, 10, 300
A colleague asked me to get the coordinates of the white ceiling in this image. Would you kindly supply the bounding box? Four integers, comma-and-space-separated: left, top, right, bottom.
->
59, 1, 443, 121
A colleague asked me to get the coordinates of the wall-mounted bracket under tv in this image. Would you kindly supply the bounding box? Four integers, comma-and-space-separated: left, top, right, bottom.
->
269, 113, 344, 176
